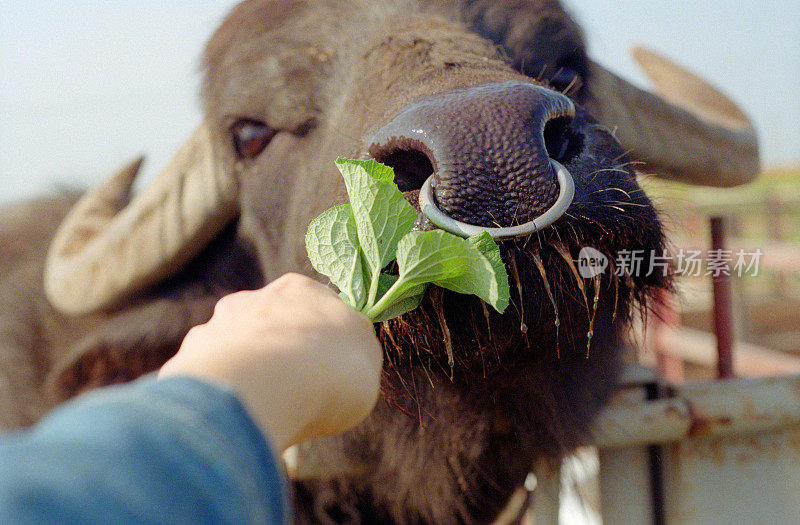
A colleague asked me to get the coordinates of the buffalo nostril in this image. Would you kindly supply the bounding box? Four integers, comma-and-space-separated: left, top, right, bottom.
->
369, 81, 576, 227
543, 116, 582, 164
369, 139, 435, 192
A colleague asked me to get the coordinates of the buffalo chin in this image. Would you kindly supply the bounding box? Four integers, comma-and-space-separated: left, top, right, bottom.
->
376, 230, 668, 451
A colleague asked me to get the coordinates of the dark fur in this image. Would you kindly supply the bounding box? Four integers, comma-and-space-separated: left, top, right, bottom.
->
0, 1, 669, 523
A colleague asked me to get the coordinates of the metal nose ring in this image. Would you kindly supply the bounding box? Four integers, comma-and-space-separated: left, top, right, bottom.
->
417, 159, 575, 240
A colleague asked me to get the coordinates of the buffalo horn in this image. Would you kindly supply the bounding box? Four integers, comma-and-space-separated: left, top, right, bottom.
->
44, 122, 238, 315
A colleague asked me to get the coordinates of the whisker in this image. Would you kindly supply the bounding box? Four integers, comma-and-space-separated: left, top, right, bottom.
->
531, 251, 560, 357
507, 253, 526, 334
554, 244, 588, 311
592, 187, 633, 198
587, 274, 601, 358
613, 147, 637, 162
560, 75, 579, 96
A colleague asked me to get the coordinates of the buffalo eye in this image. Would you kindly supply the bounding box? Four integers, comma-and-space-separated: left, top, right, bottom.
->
231, 119, 277, 159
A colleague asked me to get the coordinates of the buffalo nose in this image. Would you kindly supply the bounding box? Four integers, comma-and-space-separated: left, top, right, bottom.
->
369, 81, 576, 228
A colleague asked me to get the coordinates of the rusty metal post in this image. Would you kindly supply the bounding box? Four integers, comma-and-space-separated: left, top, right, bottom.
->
710, 216, 735, 379
652, 289, 685, 382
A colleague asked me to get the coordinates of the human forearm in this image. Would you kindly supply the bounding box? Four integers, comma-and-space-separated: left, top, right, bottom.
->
0, 376, 287, 524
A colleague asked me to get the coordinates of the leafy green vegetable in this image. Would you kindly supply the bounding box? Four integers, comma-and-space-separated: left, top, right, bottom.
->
306, 158, 510, 322
370, 291, 426, 323
305, 204, 366, 309
436, 231, 509, 310
337, 158, 418, 306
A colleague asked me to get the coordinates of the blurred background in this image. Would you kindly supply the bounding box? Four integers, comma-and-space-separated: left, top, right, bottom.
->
1, 1, 798, 202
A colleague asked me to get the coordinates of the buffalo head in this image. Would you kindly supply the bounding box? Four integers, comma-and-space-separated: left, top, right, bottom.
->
39, 0, 758, 522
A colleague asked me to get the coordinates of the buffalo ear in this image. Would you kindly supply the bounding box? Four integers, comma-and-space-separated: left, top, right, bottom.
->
45, 298, 215, 402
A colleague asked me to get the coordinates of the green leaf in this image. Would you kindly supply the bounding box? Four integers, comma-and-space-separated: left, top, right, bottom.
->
305, 204, 366, 310
367, 230, 467, 317
395, 230, 470, 287
336, 158, 395, 182
376, 272, 427, 304
371, 290, 426, 323
371, 270, 428, 322
335, 158, 418, 299
369, 230, 509, 317
436, 231, 510, 313
307, 158, 510, 323
376, 272, 399, 298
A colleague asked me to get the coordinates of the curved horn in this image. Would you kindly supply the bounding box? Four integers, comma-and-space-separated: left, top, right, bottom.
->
44, 122, 238, 315
585, 48, 759, 187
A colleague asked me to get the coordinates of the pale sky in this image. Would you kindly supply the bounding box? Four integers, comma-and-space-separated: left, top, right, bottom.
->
1, 1, 798, 204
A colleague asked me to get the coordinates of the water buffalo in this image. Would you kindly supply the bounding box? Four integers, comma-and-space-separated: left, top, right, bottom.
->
0, 0, 757, 522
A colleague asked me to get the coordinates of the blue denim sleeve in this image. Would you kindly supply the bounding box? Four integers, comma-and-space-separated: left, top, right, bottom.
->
0, 375, 289, 524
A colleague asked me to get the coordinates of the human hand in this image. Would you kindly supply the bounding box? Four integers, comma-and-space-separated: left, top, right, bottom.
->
159, 273, 383, 451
